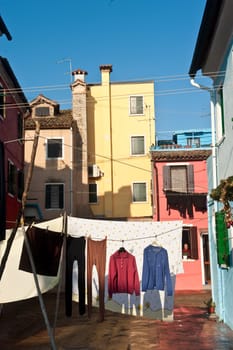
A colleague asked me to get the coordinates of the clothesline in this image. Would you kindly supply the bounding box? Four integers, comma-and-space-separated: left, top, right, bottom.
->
71, 226, 179, 243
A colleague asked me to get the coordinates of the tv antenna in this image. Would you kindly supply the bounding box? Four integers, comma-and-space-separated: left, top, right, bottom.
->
57, 58, 73, 83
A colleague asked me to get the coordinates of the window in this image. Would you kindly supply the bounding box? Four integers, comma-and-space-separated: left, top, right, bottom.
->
17, 113, 23, 141
132, 182, 147, 202
89, 183, 97, 203
187, 137, 200, 148
35, 107, 50, 116
129, 96, 144, 115
131, 136, 145, 155
182, 226, 198, 259
8, 161, 17, 196
45, 183, 64, 209
163, 165, 194, 193
47, 138, 63, 158
0, 86, 5, 119
17, 170, 24, 201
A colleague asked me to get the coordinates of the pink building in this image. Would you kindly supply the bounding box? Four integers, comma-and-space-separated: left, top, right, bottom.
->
151, 144, 211, 290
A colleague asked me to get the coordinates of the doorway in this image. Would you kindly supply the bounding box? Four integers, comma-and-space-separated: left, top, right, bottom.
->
201, 233, 211, 286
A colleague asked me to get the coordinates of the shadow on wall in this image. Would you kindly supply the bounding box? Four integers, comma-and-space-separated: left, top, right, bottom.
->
166, 193, 207, 218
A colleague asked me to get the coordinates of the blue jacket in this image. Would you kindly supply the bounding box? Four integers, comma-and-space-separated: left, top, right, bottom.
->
142, 245, 173, 296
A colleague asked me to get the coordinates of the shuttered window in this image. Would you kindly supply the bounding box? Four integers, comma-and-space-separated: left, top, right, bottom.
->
163, 164, 194, 193
215, 211, 229, 268
45, 184, 64, 209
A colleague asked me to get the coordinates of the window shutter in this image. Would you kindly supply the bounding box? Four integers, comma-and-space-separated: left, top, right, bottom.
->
190, 226, 198, 259
215, 211, 230, 268
163, 166, 171, 191
187, 164, 194, 193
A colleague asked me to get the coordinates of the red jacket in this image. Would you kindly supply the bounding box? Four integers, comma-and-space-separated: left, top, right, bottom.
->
108, 250, 140, 298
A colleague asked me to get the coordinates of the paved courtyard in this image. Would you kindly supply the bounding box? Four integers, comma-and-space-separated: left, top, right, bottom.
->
1, 289, 233, 349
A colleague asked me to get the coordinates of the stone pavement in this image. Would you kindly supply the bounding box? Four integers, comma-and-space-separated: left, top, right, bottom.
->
1, 289, 233, 349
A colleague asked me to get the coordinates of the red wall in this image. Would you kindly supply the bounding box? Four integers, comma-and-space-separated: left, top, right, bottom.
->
153, 159, 209, 290
0, 76, 24, 229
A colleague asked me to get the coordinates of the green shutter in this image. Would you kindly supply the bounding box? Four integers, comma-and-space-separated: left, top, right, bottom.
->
215, 211, 230, 268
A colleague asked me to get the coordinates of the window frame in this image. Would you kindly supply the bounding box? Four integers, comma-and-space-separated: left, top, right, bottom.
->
129, 95, 144, 116
45, 183, 64, 209
89, 183, 98, 204
132, 181, 147, 203
163, 164, 194, 193
35, 106, 50, 117
131, 135, 145, 156
46, 137, 63, 159
182, 226, 198, 260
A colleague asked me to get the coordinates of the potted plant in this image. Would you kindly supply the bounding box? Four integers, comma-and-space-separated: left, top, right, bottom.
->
204, 298, 216, 314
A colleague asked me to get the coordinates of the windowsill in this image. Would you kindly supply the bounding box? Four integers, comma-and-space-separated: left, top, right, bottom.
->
182, 258, 195, 262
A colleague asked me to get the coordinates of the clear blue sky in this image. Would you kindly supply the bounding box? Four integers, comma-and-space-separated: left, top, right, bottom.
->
1, 0, 210, 141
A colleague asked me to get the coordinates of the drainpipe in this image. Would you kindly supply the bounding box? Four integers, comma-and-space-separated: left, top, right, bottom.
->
190, 77, 224, 321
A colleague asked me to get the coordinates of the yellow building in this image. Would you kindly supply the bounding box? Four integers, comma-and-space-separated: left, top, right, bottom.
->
72, 65, 155, 219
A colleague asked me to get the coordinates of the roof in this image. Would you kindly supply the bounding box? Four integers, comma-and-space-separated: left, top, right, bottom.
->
25, 110, 73, 130
0, 16, 12, 41
189, 0, 224, 77
151, 149, 212, 162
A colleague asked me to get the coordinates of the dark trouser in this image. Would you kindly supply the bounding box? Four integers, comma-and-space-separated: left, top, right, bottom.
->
87, 238, 106, 322
65, 236, 86, 317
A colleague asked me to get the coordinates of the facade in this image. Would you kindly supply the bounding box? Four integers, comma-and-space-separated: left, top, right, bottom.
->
189, 0, 233, 329
0, 17, 29, 239
71, 65, 155, 219
24, 65, 155, 221
24, 95, 85, 222
151, 130, 211, 290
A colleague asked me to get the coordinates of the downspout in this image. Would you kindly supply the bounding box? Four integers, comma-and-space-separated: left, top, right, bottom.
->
190, 77, 224, 321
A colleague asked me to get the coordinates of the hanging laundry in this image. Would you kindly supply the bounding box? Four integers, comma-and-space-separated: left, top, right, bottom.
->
108, 249, 140, 298
142, 245, 173, 296
87, 237, 106, 322
19, 226, 63, 276
65, 236, 86, 317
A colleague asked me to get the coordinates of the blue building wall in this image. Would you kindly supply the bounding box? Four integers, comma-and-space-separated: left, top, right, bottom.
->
172, 129, 212, 148
208, 40, 233, 330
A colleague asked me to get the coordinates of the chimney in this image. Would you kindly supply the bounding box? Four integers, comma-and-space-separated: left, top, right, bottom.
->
72, 69, 88, 82
99, 64, 112, 85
